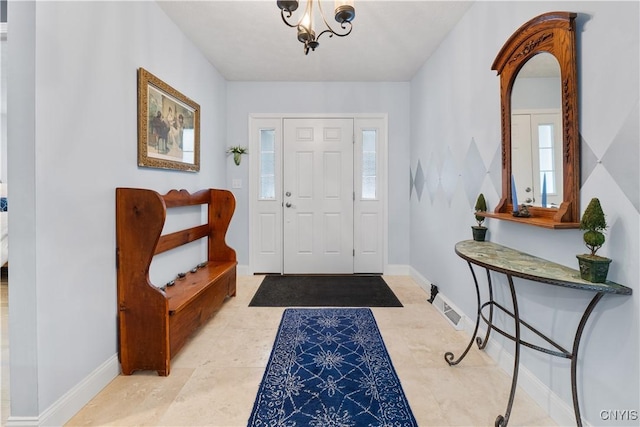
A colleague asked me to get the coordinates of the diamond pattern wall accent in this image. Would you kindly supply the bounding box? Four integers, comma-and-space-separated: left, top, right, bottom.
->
413, 160, 425, 202
409, 168, 415, 199
412, 142, 494, 208
581, 134, 598, 189
601, 102, 640, 213
489, 146, 502, 198
462, 137, 488, 208
440, 148, 458, 207
410, 107, 638, 213
411, 139, 501, 209
426, 154, 439, 204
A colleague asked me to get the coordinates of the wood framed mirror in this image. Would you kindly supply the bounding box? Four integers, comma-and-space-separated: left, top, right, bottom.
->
485, 11, 580, 228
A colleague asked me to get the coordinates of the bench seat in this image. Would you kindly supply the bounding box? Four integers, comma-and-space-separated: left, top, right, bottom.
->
116, 188, 237, 376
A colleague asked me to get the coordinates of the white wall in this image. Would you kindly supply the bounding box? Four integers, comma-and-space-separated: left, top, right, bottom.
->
8, 0, 228, 421
226, 82, 411, 268
1, 29, 6, 185
410, 1, 638, 426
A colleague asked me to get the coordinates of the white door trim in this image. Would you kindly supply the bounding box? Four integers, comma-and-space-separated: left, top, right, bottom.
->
248, 113, 388, 274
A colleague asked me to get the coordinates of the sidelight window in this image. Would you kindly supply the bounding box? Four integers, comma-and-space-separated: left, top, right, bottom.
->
538, 123, 556, 194
259, 129, 276, 200
361, 130, 377, 199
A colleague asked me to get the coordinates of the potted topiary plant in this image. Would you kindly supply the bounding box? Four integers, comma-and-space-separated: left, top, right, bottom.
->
472, 193, 488, 241
576, 197, 611, 283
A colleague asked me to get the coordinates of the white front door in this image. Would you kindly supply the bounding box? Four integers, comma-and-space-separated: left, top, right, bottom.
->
283, 118, 354, 274
512, 110, 562, 207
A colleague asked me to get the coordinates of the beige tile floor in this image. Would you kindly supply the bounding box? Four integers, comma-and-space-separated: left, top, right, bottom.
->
2, 276, 557, 426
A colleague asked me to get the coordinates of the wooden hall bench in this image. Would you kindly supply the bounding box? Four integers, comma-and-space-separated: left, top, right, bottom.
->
116, 187, 237, 376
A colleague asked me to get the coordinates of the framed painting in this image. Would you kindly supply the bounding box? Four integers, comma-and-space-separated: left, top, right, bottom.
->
137, 68, 200, 172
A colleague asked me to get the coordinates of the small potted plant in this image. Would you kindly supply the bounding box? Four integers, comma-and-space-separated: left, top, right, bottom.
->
227, 146, 248, 166
472, 193, 488, 242
576, 197, 611, 283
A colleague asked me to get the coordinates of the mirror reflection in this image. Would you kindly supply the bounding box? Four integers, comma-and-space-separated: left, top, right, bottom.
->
491, 11, 580, 226
511, 53, 562, 208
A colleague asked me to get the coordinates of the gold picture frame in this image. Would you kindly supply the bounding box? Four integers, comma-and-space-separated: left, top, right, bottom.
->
137, 68, 200, 172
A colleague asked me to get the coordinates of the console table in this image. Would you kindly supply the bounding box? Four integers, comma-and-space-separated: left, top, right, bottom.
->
445, 240, 632, 427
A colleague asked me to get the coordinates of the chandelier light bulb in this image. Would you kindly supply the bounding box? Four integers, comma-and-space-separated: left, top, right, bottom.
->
300, 3, 313, 33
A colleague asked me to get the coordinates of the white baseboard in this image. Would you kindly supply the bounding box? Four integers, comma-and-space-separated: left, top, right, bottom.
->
459, 311, 586, 427
4, 417, 39, 427
476, 321, 588, 427
409, 266, 433, 295
407, 267, 582, 427
7, 354, 120, 427
384, 264, 411, 275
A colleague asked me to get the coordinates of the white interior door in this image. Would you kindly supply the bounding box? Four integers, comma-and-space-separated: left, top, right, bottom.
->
283, 118, 354, 274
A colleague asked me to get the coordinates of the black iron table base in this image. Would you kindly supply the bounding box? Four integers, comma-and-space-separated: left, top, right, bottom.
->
446, 241, 632, 427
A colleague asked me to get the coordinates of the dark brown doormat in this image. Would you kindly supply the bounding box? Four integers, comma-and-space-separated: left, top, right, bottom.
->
248, 275, 403, 307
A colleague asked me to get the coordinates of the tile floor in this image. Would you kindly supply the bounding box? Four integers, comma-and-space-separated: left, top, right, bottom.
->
2, 276, 557, 426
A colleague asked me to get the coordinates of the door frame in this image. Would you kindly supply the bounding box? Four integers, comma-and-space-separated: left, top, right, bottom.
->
248, 113, 388, 274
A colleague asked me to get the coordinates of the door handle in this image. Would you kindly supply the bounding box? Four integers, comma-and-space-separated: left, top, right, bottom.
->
285, 202, 292, 208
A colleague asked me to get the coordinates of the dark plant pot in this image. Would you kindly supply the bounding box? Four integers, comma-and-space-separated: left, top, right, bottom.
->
576, 254, 611, 283
472, 226, 488, 242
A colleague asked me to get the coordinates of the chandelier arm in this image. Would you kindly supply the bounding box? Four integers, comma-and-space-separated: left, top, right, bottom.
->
280, 9, 300, 28
279, 0, 354, 54
316, 0, 353, 38
315, 21, 353, 42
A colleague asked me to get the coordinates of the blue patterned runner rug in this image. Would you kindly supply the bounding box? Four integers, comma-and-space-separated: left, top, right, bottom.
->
248, 308, 417, 426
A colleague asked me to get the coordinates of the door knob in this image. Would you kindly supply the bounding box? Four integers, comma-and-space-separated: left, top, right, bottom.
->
285, 202, 292, 208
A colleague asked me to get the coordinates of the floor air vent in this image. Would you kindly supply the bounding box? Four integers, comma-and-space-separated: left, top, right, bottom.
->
432, 293, 464, 330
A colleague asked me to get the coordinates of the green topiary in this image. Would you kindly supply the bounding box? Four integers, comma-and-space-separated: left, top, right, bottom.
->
474, 193, 487, 227
580, 198, 608, 256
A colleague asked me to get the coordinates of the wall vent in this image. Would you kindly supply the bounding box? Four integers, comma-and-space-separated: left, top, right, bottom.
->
432, 293, 465, 330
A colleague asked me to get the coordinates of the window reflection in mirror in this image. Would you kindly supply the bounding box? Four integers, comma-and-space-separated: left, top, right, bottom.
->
511, 53, 562, 208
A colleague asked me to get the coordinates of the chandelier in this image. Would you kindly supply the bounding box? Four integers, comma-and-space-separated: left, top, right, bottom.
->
277, 1, 356, 55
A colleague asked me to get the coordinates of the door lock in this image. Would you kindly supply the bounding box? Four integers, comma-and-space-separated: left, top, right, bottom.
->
285, 191, 291, 197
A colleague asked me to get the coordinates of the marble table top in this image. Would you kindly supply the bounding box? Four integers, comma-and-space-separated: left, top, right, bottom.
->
455, 240, 632, 295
